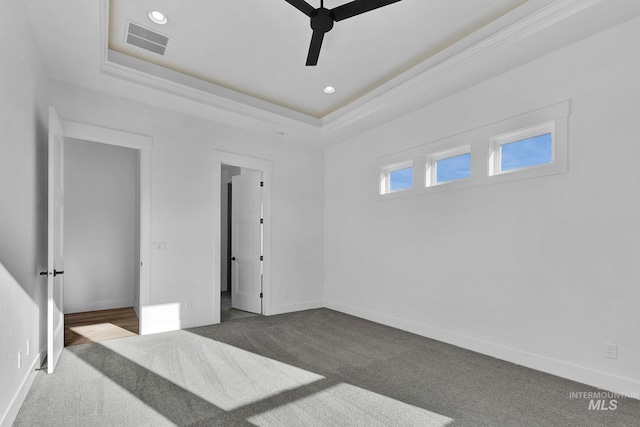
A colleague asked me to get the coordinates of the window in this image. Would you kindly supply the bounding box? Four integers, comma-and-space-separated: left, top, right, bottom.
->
390, 167, 413, 191
427, 146, 471, 187
436, 152, 471, 184
380, 162, 413, 194
376, 101, 568, 198
491, 123, 554, 175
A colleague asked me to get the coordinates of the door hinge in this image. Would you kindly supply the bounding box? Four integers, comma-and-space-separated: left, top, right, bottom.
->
260, 292, 263, 298
260, 218, 263, 224
260, 181, 264, 187
260, 255, 263, 261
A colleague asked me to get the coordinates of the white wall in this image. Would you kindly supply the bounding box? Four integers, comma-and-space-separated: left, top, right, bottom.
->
0, 1, 49, 425
324, 16, 640, 394
50, 82, 325, 332
64, 139, 138, 313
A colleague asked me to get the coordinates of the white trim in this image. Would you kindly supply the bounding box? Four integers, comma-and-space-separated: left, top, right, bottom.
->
142, 315, 218, 335
100, 1, 319, 132
380, 160, 413, 195
138, 147, 151, 334
62, 120, 152, 149
59, 120, 152, 335
213, 151, 273, 322
64, 299, 136, 314
490, 121, 555, 176
321, 0, 602, 134
428, 145, 471, 187
377, 101, 570, 200
0, 352, 42, 427
324, 300, 640, 396
99, 0, 607, 141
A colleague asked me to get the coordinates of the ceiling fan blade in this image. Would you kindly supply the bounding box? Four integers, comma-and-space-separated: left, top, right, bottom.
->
284, 0, 315, 17
331, 0, 402, 22
306, 30, 325, 66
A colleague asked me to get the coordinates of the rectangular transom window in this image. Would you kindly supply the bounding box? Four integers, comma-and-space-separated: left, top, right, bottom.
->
491, 123, 554, 175
390, 167, 413, 191
380, 162, 413, 194
377, 101, 569, 198
427, 146, 471, 187
436, 153, 471, 184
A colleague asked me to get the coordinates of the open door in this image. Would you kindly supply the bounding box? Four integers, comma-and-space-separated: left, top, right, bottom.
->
47, 106, 65, 373
231, 171, 262, 314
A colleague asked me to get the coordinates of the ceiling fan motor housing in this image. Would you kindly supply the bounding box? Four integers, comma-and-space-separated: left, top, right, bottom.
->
310, 8, 334, 33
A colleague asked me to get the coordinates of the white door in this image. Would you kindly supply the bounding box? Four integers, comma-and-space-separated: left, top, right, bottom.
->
231, 171, 262, 314
47, 107, 65, 373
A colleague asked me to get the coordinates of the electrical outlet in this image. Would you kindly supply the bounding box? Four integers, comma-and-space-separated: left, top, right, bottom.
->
360, 295, 365, 303
186, 299, 193, 309
604, 343, 617, 359
18, 351, 22, 370
26, 339, 30, 356
284, 290, 289, 298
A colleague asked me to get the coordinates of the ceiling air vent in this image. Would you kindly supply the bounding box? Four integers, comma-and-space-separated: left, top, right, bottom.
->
126, 21, 169, 55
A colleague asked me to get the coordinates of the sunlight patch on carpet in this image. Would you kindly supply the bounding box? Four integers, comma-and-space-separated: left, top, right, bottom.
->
99, 330, 325, 411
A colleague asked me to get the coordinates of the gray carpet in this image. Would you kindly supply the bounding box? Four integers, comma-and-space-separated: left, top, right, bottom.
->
221, 291, 259, 322
14, 309, 640, 426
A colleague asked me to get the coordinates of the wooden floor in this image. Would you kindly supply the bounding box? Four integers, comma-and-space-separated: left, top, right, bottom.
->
64, 307, 139, 347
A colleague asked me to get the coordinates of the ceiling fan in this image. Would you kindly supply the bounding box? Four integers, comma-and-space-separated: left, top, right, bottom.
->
285, 0, 402, 66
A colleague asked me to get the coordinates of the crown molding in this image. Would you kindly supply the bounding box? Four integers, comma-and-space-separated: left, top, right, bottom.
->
99, 0, 609, 144
99, 0, 321, 139
319, 0, 604, 135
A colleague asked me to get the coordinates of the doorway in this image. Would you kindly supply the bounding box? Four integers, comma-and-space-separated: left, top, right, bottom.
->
45, 111, 151, 373
59, 120, 151, 330
213, 152, 272, 324
220, 165, 263, 321
63, 139, 140, 344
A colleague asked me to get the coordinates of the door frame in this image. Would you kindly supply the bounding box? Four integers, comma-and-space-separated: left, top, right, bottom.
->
61, 120, 152, 334
213, 151, 272, 322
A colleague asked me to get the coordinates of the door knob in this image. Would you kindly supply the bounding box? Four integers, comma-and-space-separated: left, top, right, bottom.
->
39, 271, 50, 276
231, 257, 236, 261
54, 270, 64, 277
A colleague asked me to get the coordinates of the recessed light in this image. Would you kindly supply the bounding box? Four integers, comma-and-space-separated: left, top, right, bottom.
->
148, 10, 168, 25
323, 86, 336, 94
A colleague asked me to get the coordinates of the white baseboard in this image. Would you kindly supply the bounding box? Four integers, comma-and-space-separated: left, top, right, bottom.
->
141, 314, 217, 335
269, 300, 324, 316
1, 351, 42, 427
324, 300, 640, 396
140, 300, 324, 334
64, 298, 134, 314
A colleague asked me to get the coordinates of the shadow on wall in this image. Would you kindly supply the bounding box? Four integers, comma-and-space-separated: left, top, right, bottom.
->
34, 105, 49, 345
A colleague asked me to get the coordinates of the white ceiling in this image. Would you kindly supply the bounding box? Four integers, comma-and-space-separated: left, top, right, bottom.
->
108, 0, 528, 118
21, 0, 640, 146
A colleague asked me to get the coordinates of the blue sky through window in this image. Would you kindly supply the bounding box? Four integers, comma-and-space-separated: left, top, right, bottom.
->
389, 167, 412, 192
436, 153, 471, 183
501, 133, 552, 171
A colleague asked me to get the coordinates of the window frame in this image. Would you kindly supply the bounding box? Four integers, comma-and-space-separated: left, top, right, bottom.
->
380, 160, 413, 195
375, 101, 569, 200
427, 145, 471, 187
489, 122, 555, 176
